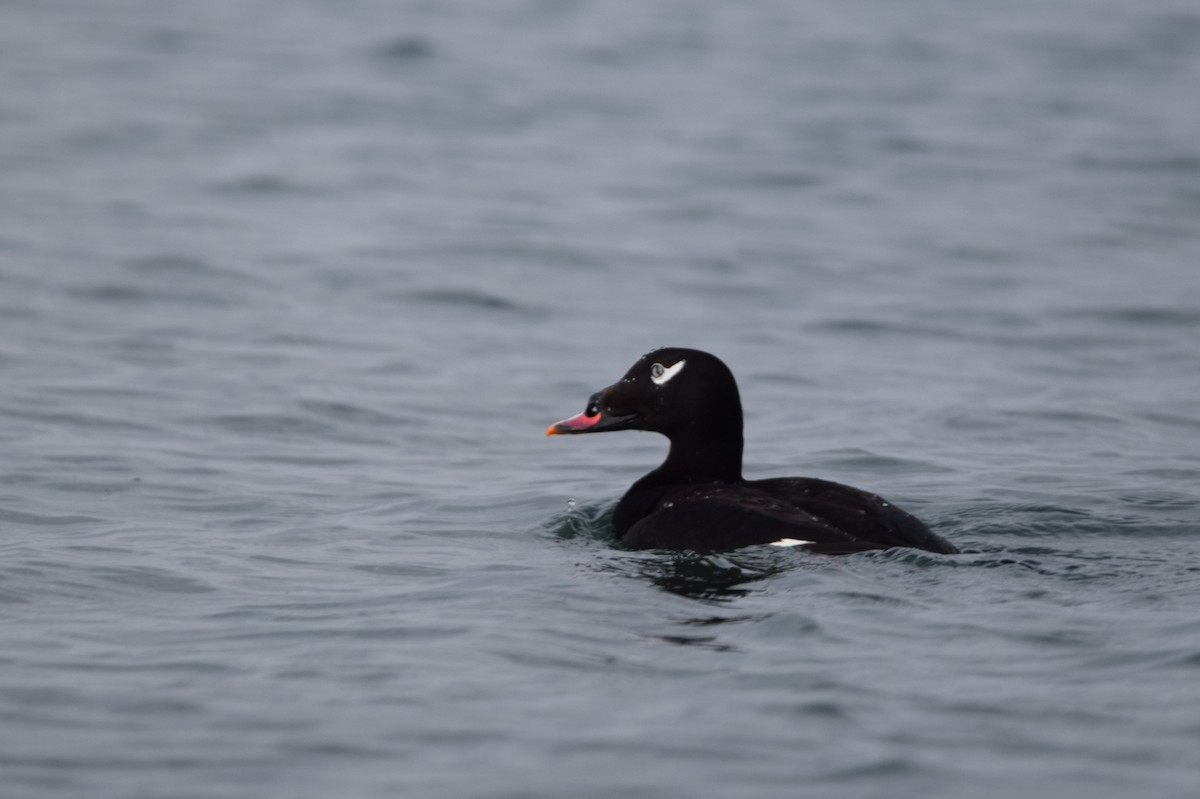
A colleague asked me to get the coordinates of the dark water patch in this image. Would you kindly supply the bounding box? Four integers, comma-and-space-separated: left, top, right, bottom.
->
211, 173, 327, 196
0, 306, 38, 326
823, 587, 918, 608
402, 287, 529, 315
48, 480, 137, 495
1, 407, 161, 434
67, 281, 231, 309
41, 454, 140, 469
38, 383, 178, 403
808, 448, 953, 475
70, 253, 255, 305
1066, 305, 1200, 327
924, 305, 1035, 329
209, 595, 444, 624
225, 515, 291, 531
64, 545, 138, 556
188, 624, 469, 645
91, 566, 215, 595
0, 687, 83, 708
0, 508, 107, 527
1115, 214, 1200, 244
1075, 152, 1200, 174
649, 632, 739, 652
351, 562, 449, 578
766, 698, 854, 721
675, 614, 762, 628
942, 500, 1106, 538
193, 413, 341, 440
0, 586, 30, 604
879, 132, 939, 155
137, 25, 204, 55
1023, 22, 1194, 77
1134, 10, 1200, 57
1135, 411, 1200, 432
0, 753, 274, 775
164, 498, 276, 516
927, 545, 1181, 588
123, 253, 251, 282
811, 317, 956, 339
60, 122, 164, 155
669, 276, 778, 304
432, 240, 606, 271
938, 244, 1019, 266
1120, 465, 1200, 482
741, 170, 822, 190
1001, 407, 1126, 428
348, 496, 433, 518
371, 35, 436, 63
111, 697, 204, 718
281, 740, 393, 759
39, 658, 238, 676
110, 333, 184, 367
1109, 489, 1200, 512
245, 554, 324, 569
816, 755, 919, 783
246, 453, 364, 468
296, 399, 414, 428
745, 368, 820, 388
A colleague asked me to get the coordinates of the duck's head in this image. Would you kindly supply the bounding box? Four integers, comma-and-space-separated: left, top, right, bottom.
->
546, 347, 743, 441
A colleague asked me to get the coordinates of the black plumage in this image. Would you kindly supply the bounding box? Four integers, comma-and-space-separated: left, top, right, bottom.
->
548, 347, 957, 555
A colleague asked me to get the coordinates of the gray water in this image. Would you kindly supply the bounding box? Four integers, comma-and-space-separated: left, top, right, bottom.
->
3, 1, 1200, 797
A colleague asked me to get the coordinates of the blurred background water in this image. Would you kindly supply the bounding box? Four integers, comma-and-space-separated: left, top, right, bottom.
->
2, 1, 1199, 797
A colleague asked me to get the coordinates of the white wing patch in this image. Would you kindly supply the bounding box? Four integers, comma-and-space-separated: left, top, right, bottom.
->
650, 359, 686, 386
769, 538, 815, 548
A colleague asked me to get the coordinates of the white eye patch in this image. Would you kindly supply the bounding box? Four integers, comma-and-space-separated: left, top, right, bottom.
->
649, 359, 686, 386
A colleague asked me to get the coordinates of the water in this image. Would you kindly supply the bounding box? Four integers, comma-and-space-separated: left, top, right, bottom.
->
3, 1, 1200, 796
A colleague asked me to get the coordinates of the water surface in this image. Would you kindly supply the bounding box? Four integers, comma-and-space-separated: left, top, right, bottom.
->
2, 1, 1199, 797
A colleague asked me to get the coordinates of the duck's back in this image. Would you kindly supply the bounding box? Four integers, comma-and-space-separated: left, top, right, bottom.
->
750, 477, 957, 554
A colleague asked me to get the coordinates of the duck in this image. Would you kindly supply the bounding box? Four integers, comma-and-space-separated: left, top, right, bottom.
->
547, 347, 957, 555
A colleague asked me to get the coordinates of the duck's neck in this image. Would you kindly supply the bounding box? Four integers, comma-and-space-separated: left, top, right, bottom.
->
654, 426, 744, 484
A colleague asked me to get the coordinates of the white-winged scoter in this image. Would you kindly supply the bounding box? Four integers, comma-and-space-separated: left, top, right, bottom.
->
547, 347, 957, 555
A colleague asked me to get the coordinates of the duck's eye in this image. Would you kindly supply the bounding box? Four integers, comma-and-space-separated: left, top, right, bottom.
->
650, 359, 686, 386
585, 401, 600, 417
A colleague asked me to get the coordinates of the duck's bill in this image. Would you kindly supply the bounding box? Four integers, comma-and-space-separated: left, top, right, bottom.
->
545, 410, 639, 436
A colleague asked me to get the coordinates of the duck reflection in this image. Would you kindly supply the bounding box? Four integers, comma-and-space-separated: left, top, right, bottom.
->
625, 549, 794, 603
